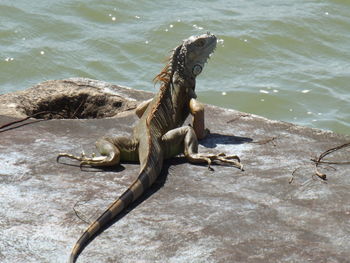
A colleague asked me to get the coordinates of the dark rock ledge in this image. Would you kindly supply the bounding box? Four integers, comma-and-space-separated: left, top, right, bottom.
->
0, 78, 153, 119
0, 78, 349, 263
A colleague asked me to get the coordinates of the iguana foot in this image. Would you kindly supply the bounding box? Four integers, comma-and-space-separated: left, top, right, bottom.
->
57, 152, 119, 167
187, 152, 243, 170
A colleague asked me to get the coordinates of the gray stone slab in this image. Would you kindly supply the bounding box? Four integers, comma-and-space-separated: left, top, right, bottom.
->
0, 80, 349, 263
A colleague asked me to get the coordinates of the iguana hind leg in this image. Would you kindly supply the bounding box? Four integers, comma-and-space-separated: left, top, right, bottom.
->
162, 126, 243, 170
57, 136, 138, 167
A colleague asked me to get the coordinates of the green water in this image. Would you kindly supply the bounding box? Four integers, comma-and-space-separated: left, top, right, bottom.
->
0, 0, 349, 134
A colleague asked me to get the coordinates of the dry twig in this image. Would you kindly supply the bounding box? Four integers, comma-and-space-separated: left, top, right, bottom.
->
0, 111, 65, 133
311, 142, 350, 180
251, 136, 278, 146
73, 201, 91, 224
72, 97, 87, 119
226, 114, 250, 124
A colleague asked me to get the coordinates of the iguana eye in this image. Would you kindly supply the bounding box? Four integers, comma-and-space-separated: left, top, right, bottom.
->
196, 39, 206, 47
192, 64, 202, 75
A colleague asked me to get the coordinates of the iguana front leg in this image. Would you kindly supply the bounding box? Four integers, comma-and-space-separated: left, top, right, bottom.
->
135, 98, 152, 118
189, 98, 210, 140
57, 136, 138, 167
162, 126, 243, 170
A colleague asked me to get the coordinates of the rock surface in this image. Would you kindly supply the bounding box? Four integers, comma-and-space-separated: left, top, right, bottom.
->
0, 79, 349, 263
0, 78, 152, 119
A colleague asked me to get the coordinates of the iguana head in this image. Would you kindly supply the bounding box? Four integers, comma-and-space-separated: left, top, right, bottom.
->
155, 33, 217, 84
178, 33, 217, 78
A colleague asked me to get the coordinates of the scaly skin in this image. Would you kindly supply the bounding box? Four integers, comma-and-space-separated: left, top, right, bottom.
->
57, 33, 242, 263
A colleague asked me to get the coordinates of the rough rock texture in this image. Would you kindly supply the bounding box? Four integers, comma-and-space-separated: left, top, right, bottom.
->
0, 79, 349, 263
0, 78, 152, 119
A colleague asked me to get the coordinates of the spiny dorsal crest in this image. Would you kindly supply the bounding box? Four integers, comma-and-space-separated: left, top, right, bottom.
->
153, 44, 182, 85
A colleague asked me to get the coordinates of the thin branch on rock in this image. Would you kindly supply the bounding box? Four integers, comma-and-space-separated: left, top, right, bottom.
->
311, 142, 350, 165
226, 114, 250, 124
311, 142, 350, 180
73, 201, 91, 224
0, 111, 64, 132
251, 136, 278, 146
0, 116, 32, 130
72, 97, 87, 119
289, 167, 302, 184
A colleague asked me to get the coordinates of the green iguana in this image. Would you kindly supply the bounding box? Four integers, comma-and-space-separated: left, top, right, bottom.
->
57, 33, 242, 263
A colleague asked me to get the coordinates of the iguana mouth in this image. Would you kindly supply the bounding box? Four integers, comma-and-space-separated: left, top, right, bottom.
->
196, 33, 217, 65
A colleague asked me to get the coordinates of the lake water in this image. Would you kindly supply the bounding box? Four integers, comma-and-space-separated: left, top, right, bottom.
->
0, 0, 349, 135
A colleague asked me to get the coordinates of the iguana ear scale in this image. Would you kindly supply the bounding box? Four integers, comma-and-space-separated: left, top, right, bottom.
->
192, 64, 202, 76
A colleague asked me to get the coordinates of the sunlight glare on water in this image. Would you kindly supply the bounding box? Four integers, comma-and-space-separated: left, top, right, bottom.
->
0, 0, 349, 135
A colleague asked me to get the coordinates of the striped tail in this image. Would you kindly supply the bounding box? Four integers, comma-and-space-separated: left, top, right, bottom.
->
68, 163, 160, 263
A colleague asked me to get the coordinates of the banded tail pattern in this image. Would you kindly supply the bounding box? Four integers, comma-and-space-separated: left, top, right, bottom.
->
68, 162, 160, 263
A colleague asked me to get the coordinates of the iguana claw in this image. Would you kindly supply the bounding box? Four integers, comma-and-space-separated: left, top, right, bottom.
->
187, 152, 243, 171
211, 153, 243, 170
